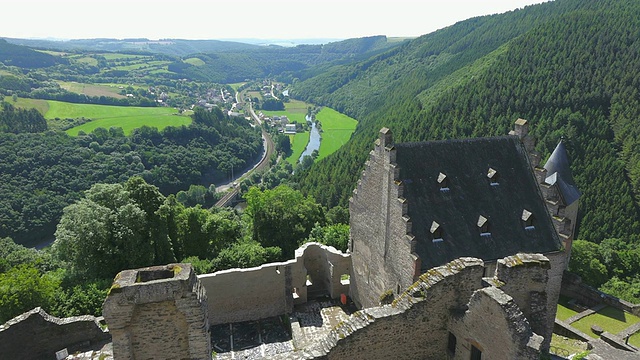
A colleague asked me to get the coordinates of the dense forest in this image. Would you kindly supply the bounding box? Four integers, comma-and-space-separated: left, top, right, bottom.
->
0, 179, 348, 323
0, 107, 261, 245
291, 0, 640, 299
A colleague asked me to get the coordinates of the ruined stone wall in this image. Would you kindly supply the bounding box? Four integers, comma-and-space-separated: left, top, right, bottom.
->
129, 301, 190, 359
495, 253, 553, 351
448, 287, 542, 360
562, 271, 640, 316
200, 259, 295, 325
349, 128, 416, 309
544, 251, 567, 348
282, 255, 547, 360
199, 242, 350, 325
102, 263, 210, 360
0, 308, 110, 360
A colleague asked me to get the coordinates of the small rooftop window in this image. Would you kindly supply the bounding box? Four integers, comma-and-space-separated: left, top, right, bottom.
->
522, 209, 535, 230
487, 167, 499, 186
430, 221, 443, 243
477, 215, 491, 236
438, 172, 450, 192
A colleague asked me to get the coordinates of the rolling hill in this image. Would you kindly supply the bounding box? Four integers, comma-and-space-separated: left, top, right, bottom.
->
292, 0, 640, 244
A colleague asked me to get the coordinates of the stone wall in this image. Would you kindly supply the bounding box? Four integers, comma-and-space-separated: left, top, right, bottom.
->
448, 287, 542, 360
562, 271, 640, 316
0, 307, 110, 360
199, 242, 350, 325
278, 254, 548, 360
102, 263, 210, 360
349, 128, 417, 309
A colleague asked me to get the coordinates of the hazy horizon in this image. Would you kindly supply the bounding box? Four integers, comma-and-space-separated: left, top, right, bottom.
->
3, 0, 551, 42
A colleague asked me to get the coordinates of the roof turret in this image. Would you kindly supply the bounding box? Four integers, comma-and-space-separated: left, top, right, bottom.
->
543, 140, 580, 205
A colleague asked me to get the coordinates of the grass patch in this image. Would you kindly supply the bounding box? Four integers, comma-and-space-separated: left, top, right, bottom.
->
184, 57, 205, 66
35, 50, 67, 56
229, 82, 246, 91
551, 333, 589, 357
57, 81, 126, 99
3, 96, 50, 115
556, 296, 579, 321
629, 331, 640, 347
41, 101, 190, 135
75, 57, 99, 66
286, 132, 311, 165
315, 107, 357, 160
101, 53, 144, 60
262, 99, 310, 123
571, 306, 640, 338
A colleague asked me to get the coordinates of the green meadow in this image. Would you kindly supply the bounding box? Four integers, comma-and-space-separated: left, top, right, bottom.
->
261, 99, 309, 123
287, 132, 311, 165
184, 58, 206, 66
42, 101, 191, 136
3, 96, 50, 115
260, 99, 312, 164
571, 306, 640, 339
315, 107, 357, 160
57, 81, 125, 99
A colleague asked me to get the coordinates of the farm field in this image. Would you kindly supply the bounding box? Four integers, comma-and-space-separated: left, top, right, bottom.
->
3, 96, 50, 115
184, 57, 205, 66
261, 99, 309, 123
228, 82, 246, 91
57, 81, 126, 99
315, 107, 357, 160
287, 132, 311, 165
42, 101, 191, 135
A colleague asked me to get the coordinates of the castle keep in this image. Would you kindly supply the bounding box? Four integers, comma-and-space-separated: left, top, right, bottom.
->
349, 122, 580, 350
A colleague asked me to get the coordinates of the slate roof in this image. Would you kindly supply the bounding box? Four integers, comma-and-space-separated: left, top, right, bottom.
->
394, 136, 563, 273
543, 140, 581, 205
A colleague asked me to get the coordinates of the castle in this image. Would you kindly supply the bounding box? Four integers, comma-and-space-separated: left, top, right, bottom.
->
0, 119, 581, 359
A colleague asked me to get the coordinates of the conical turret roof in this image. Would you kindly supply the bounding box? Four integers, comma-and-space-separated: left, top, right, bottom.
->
544, 140, 580, 205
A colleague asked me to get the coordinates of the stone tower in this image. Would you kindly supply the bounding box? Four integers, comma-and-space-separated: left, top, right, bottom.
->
103, 263, 211, 360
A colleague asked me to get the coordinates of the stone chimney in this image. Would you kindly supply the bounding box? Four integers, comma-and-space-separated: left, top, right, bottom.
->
510, 118, 540, 168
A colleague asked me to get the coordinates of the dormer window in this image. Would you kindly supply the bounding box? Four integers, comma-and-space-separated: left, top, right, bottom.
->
477, 215, 491, 236
438, 172, 450, 192
522, 209, 535, 230
487, 167, 499, 186
430, 221, 443, 243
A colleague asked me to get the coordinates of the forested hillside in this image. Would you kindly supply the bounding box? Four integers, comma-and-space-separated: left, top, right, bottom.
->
293, 0, 640, 243
0, 107, 261, 245
0, 39, 67, 68
169, 36, 404, 83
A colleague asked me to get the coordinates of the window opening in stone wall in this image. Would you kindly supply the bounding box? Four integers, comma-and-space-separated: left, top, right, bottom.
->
483, 262, 497, 278
477, 215, 491, 236
447, 332, 457, 355
471, 345, 482, 360
397, 283, 401, 295
430, 221, 443, 243
306, 275, 313, 286
292, 287, 299, 299
438, 172, 450, 192
522, 209, 535, 230
487, 167, 499, 186
340, 273, 350, 286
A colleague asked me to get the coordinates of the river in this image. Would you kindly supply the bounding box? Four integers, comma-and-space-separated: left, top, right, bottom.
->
299, 119, 320, 162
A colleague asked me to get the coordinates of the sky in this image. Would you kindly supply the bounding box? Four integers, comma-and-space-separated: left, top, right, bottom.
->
3, 0, 551, 41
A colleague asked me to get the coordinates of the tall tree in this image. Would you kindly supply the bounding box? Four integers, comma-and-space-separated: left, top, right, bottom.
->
244, 185, 324, 258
